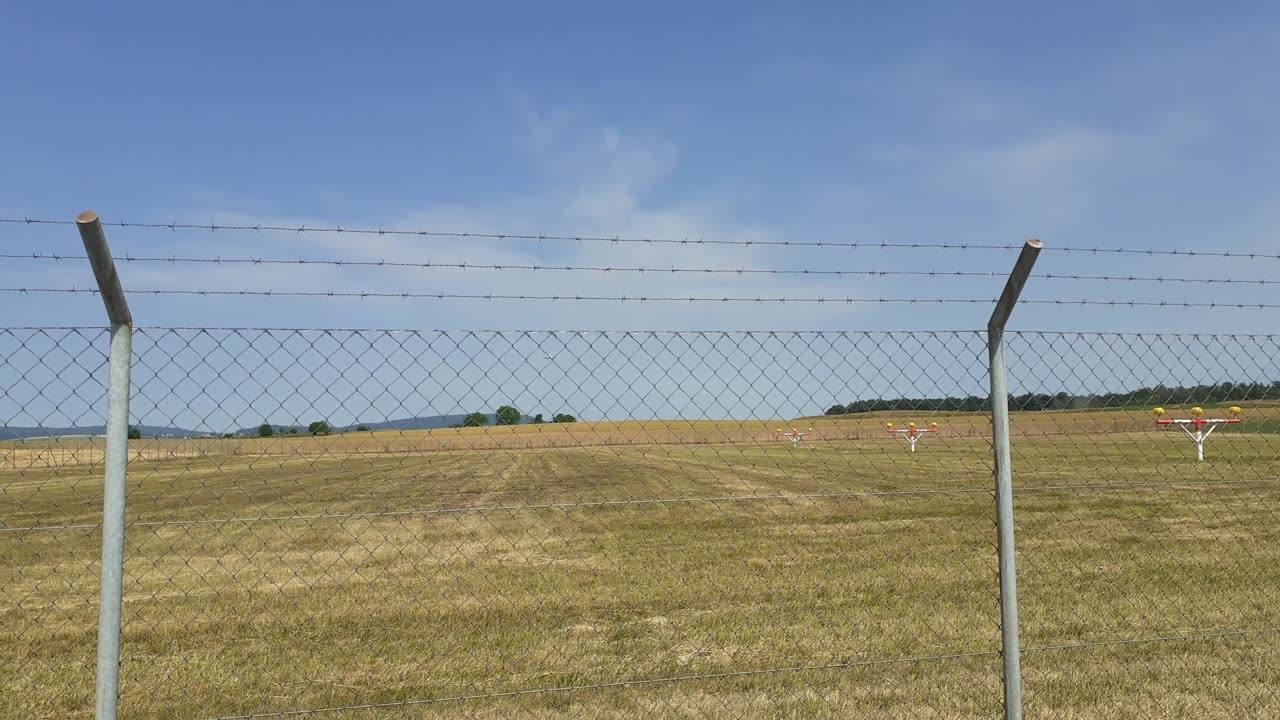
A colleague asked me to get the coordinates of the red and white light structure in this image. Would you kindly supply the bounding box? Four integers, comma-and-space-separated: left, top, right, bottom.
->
886, 421, 939, 453
1154, 405, 1242, 462
777, 427, 814, 448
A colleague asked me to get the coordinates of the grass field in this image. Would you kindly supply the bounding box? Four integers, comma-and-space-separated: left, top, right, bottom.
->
3, 408, 1279, 718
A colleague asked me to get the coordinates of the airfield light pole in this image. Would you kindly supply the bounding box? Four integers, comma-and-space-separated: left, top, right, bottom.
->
885, 421, 940, 452
78, 212, 133, 720
776, 427, 813, 448
1153, 406, 1242, 462
988, 239, 1041, 720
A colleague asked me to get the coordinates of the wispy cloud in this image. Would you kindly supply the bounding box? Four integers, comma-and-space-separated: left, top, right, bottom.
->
8, 109, 867, 331
7, 54, 1280, 336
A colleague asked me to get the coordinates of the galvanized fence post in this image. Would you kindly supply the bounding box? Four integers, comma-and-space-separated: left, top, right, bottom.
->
988, 239, 1042, 720
77, 211, 134, 720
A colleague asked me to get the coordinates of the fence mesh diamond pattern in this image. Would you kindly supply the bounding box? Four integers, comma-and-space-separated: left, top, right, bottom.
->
2, 328, 1277, 718
1004, 333, 1280, 717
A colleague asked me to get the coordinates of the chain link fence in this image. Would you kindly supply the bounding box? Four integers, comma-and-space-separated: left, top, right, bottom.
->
3, 328, 1278, 718
1004, 333, 1280, 717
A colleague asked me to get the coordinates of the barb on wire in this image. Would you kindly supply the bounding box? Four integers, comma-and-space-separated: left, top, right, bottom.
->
0, 216, 1017, 251
3, 251, 1277, 286
0, 287, 993, 303
4, 286, 1280, 308
4, 215, 1280, 258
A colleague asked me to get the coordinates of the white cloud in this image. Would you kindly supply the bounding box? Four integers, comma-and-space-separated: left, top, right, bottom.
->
969, 128, 1156, 193
48, 109, 868, 331
918, 126, 1167, 226
7, 77, 1279, 336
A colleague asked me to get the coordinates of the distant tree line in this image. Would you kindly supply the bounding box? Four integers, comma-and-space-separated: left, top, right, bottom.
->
246, 408, 582, 435
449, 407, 577, 429
257, 423, 308, 437
826, 380, 1280, 416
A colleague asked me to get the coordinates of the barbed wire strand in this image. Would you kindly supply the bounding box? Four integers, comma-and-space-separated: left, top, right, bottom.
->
1, 217, 1014, 250
2, 327, 1276, 337
4, 216, 1278, 259
3, 287, 1279, 308
2, 251, 1275, 285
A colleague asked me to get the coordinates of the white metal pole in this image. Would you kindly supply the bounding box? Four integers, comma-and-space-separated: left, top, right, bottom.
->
987, 239, 1042, 720
78, 212, 133, 720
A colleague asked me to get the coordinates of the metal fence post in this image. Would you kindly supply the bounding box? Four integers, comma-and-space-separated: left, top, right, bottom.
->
78, 211, 134, 720
988, 239, 1042, 720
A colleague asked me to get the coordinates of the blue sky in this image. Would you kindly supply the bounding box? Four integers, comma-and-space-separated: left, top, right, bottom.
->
3, 2, 1279, 333
4, 4, 1280, 427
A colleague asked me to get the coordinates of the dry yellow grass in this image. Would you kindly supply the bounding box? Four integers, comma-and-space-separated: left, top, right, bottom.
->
3, 412, 1279, 718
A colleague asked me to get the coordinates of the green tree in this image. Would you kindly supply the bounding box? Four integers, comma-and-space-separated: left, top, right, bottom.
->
462, 412, 488, 427
258, 423, 274, 438
825, 404, 847, 416
552, 413, 576, 424
127, 425, 142, 440
308, 421, 332, 436
531, 413, 545, 424
495, 405, 522, 426
288, 428, 299, 435
356, 425, 370, 432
